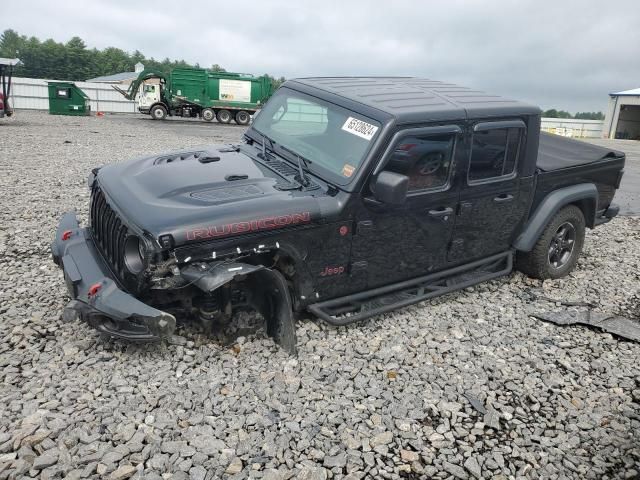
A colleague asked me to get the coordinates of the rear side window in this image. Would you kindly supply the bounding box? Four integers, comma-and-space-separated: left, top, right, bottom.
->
468, 127, 522, 183
385, 133, 455, 192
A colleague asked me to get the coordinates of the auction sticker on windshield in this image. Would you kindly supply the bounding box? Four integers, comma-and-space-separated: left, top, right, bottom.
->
342, 117, 378, 141
342, 164, 355, 177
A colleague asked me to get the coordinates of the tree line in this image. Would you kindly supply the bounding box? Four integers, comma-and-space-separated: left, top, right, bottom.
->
0, 29, 285, 87
542, 109, 604, 120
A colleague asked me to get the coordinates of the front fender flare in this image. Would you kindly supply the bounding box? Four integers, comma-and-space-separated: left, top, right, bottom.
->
514, 183, 597, 252
181, 262, 297, 355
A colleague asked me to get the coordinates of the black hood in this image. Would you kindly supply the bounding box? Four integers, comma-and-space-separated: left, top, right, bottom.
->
95, 145, 329, 246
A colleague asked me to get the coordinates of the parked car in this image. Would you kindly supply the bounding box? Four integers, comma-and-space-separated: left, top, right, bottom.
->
52, 77, 625, 353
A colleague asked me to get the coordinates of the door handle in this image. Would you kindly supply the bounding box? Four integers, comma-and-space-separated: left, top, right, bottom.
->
493, 194, 514, 203
428, 207, 453, 218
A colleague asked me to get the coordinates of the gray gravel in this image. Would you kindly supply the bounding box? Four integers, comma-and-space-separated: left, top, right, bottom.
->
1, 110, 640, 479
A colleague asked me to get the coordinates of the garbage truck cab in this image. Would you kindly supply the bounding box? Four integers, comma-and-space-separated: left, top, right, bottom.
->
138, 83, 161, 115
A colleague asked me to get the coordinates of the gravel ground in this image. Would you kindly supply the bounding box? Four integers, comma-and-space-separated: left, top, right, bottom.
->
1, 110, 639, 480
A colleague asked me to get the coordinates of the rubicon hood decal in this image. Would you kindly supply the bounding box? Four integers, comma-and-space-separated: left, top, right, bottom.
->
186, 212, 312, 241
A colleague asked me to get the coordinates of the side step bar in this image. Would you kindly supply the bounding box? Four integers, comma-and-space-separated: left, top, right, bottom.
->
308, 251, 512, 326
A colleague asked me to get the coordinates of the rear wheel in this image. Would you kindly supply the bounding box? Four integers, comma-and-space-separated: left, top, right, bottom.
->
216, 109, 232, 124
202, 108, 215, 122
235, 110, 251, 125
516, 205, 586, 280
150, 105, 167, 120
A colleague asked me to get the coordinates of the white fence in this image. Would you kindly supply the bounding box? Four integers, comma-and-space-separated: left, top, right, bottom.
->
540, 118, 604, 138
8, 76, 137, 113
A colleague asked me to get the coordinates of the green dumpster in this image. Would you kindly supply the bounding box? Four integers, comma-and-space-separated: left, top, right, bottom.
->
48, 82, 91, 116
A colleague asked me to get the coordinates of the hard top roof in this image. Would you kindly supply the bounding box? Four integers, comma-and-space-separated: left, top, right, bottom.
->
288, 77, 540, 123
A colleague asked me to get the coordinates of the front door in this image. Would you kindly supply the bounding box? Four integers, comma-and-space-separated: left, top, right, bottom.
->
351, 126, 462, 288
450, 120, 531, 263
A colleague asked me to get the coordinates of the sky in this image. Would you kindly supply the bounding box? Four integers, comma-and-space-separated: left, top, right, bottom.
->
4, 0, 639, 112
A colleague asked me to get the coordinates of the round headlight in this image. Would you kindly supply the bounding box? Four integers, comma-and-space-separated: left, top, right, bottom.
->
124, 235, 146, 274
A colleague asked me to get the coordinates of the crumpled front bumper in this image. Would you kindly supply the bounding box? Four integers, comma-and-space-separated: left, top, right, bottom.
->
51, 212, 176, 341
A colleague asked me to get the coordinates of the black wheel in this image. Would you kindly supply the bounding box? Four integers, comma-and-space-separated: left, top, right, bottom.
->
150, 105, 167, 120
516, 205, 586, 280
216, 109, 232, 124
235, 110, 251, 125
202, 108, 215, 122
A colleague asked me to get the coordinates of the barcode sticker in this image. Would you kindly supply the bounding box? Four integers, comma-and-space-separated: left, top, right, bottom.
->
342, 117, 378, 141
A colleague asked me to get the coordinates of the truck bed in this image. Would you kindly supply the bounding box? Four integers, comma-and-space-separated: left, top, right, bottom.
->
537, 132, 624, 171
533, 133, 625, 216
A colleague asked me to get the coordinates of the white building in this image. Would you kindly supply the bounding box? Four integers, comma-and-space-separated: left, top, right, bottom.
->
602, 87, 640, 140
85, 62, 144, 85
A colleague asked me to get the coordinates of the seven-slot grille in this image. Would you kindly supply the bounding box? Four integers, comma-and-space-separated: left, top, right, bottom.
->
89, 185, 129, 278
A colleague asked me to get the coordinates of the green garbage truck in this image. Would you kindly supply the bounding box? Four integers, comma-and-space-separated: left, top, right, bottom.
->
48, 82, 91, 116
114, 68, 274, 125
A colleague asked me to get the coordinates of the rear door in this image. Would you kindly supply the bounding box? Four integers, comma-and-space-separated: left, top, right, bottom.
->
351, 125, 463, 288
450, 120, 531, 263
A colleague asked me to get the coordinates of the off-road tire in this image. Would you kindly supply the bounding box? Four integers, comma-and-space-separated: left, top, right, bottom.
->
150, 105, 167, 120
235, 110, 251, 125
516, 205, 586, 280
202, 108, 215, 122
217, 109, 232, 124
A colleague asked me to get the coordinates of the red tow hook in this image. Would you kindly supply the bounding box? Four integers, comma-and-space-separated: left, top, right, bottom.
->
88, 283, 102, 297
61, 230, 73, 241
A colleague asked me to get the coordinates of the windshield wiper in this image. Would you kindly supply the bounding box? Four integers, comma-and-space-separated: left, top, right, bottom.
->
258, 130, 276, 160
280, 145, 311, 187
246, 129, 276, 160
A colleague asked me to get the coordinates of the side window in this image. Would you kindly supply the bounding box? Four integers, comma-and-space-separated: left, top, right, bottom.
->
468, 127, 522, 183
385, 133, 455, 192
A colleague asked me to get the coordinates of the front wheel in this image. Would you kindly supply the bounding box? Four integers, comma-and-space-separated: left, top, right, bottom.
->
216, 109, 232, 124
150, 105, 167, 120
235, 110, 251, 125
516, 205, 586, 280
202, 108, 215, 122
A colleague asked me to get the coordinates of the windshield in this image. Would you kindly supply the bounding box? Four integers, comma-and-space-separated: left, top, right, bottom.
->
251, 88, 381, 184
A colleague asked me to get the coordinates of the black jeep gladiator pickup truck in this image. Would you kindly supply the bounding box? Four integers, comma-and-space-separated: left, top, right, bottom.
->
52, 77, 625, 354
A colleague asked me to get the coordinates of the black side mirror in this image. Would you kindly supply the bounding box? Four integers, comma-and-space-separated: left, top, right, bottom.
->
373, 171, 408, 205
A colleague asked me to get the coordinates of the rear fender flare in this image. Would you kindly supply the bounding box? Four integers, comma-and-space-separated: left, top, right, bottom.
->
514, 183, 597, 252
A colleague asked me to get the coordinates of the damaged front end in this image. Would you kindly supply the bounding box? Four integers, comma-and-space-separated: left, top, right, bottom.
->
51, 211, 297, 354
51, 212, 176, 341
51, 147, 309, 354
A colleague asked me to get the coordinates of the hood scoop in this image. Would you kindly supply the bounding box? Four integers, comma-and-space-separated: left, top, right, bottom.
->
153, 151, 223, 165
225, 173, 249, 181
190, 184, 264, 202
154, 151, 207, 165
199, 155, 221, 164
